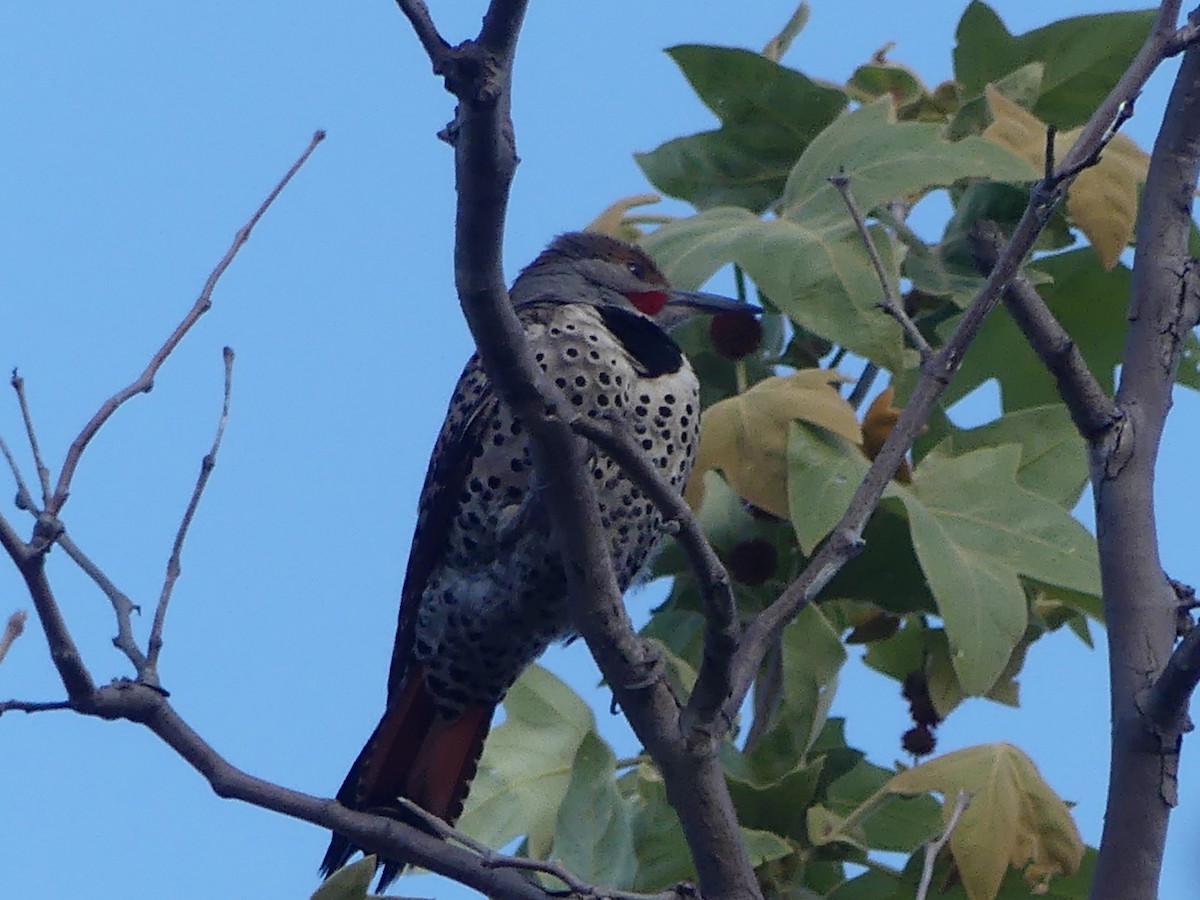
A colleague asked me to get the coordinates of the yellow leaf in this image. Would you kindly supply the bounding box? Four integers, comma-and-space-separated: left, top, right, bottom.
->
982, 85, 1150, 270
1057, 130, 1149, 269
686, 370, 859, 516
584, 194, 663, 242
888, 743, 1084, 900
981, 86, 1046, 170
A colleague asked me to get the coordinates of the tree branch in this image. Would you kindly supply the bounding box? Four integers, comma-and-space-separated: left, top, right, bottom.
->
0, 697, 72, 715
396, 3, 761, 896
1091, 10, 1200, 895
0, 522, 95, 700
56, 530, 149, 674
9, 370, 51, 508
968, 221, 1121, 440
144, 346, 236, 684
571, 415, 738, 736
721, 0, 1184, 727
0, 429, 37, 514
78, 681, 551, 900
916, 790, 971, 900
45, 130, 325, 518
829, 172, 931, 359
1143, 624, 1200, 732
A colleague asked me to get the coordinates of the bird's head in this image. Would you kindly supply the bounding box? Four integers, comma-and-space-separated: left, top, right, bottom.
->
512, 232, 757, 328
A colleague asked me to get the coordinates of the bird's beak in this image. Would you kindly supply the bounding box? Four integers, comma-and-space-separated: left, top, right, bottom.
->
655, 289, 760, 331
665, 289, 761, 315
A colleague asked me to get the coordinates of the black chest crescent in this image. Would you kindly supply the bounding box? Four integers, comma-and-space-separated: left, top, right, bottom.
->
597, 306, 685, 378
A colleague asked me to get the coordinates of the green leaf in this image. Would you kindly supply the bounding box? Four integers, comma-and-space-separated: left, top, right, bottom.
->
827, 868, 904, 900
742, 827, 795, 867
896, 445, 1099, 694
787, 422, 869, 556
862, 616, 927, 681
787, 424, 931, 616
825, 759, 942, 852
926, 405, 1088, 508
646, 208, 909, 370
953, 2, 1155, 127
745, 606, 847, 778
630, 769, 695, 890
550, 731, 637, 888
646, 98, 1034, 370
458, 665, 594, 856
778, 98, 1036, 228
310, 856, 375, 900
636, 46, 847, 212
725, 755, 825, 842
947, 61, 1045, 139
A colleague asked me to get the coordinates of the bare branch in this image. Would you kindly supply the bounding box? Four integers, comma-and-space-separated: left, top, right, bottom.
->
829, 172, 932, 359
0, 523, 95, 699
0, 609, 27, 667
1143, 625, 1200, 732
968, 221, 1120, 440
571, 415, 738, 736
145, 347, 236, 682
0, 697, 71, 715
46, 130, 325, 518
393, 1, 451, 69
0, 431, 37, 513
71, 681, 549, 900
55, 529, 148, 672
916, 791, 971, 900
722, 3, 1182, 726
9, 370, 51, 508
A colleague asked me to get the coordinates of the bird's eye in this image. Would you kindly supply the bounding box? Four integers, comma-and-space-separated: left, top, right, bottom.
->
626, 259, 645, 279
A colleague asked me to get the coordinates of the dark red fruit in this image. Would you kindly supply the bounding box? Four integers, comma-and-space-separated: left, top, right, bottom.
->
709, 312, 763, 360
902, 724, 937, 757
727, 538, 778, 587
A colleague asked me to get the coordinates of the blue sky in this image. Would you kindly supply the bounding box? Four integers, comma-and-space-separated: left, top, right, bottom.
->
1, 2, 1196, 898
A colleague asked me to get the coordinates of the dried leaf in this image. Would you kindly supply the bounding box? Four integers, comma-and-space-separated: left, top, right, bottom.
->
584, 194, 663, 243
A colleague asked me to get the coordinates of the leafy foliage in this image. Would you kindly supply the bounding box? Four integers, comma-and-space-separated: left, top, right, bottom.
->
443, 3, 1177, 898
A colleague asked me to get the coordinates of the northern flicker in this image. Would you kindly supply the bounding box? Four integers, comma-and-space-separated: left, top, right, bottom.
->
321, 232, 755, 886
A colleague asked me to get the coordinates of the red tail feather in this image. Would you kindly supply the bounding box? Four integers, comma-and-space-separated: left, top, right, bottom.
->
320, 664, 494, 884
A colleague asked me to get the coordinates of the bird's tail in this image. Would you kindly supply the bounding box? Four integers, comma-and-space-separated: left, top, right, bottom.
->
320, 663, 493, 887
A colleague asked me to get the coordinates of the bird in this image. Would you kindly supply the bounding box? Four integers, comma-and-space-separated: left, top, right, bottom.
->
320, 231, 756, 887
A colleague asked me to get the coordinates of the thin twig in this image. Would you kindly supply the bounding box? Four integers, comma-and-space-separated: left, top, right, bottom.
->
0, 698, 72, 715
0, 609, 27, 667
46, 131, 325, 517
916, 790, 971, 900
145, 347, 235, 682
0, 432, 37, 513
828, 172, 932, 359
9, 371, 51, 507
55, 531, 148, 674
